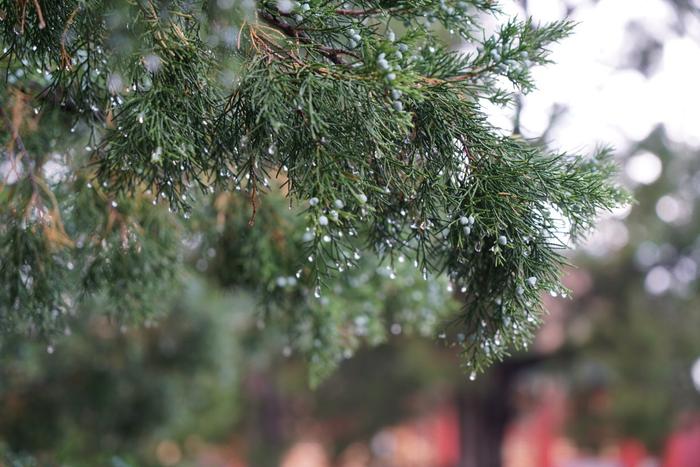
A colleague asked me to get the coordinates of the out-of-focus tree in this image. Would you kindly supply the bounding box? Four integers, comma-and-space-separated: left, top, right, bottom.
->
0, 281, 248, 465
559, 126, 700, 453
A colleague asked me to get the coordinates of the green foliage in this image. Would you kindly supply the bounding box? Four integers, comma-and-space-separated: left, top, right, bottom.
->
0, 174, 182, 335
0, 281, 245, 466
0, 0, 627, 379
191, 190, 458, 385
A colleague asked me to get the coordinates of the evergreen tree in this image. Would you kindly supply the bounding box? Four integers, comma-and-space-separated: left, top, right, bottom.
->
0, 0, 627, 380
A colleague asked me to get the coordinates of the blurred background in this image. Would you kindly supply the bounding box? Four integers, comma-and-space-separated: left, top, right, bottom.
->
2, 0, 700, 466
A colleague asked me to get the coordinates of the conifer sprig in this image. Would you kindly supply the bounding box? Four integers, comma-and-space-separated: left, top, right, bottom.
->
0, 0, 628, 380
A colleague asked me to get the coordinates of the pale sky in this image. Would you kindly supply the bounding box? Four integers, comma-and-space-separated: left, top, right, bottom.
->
491, 0, 700, 152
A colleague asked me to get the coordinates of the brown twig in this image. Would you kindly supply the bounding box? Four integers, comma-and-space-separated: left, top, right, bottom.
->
248, 164, 258, 226
31, 0, 46, 29
258, 10, 346, 65
1, 94, 71, 245
60, 6, 80, 70
335, 7, 408, 16
0, 94, 31, 175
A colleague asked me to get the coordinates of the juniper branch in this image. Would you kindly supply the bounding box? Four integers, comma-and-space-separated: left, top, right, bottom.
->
0, 0, 628, 382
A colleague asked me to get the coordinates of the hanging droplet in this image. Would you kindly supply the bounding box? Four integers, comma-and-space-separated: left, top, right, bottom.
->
469, 371, 476, 381
313, 285, 321, 298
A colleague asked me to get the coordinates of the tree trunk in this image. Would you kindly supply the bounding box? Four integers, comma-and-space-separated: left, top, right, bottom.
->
457, 356, 546, 467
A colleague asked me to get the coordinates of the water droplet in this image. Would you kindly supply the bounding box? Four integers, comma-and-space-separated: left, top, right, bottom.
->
469, 371, 476, 381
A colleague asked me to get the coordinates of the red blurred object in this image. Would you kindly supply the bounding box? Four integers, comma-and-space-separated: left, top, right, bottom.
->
662, 414, 700, 467
430, 405, 461, 466
619, 439, 647, 467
